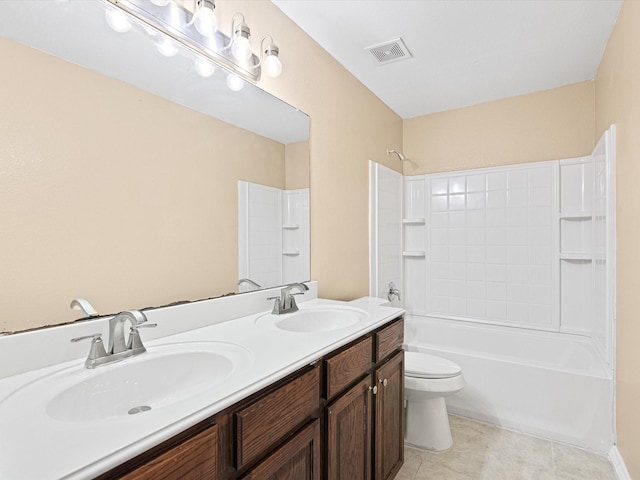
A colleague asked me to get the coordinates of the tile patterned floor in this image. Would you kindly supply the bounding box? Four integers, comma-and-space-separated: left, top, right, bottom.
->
396, 415, 616, 480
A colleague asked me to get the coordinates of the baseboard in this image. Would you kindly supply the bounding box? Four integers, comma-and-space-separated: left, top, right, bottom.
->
609, 446, 631, 480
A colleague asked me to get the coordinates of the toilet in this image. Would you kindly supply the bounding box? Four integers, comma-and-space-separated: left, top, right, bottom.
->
404, 351, 464, 451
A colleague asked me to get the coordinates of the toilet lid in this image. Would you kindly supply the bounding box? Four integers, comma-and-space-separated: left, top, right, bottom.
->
404, 352, 462, 379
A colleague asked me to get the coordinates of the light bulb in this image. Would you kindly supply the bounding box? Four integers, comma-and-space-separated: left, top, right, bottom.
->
194, 6, 218, 37
105, 8, 132, 33
231, 36, 252, 61
263, 53, 282, 78
156, 37, 178, 57
150, 0, 171, 6
195, 58, 215, 77
226, 74, 245, 92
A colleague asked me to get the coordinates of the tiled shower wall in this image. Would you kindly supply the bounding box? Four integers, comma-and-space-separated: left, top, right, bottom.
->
238, 181, 310, 291
405, 162, 560, 330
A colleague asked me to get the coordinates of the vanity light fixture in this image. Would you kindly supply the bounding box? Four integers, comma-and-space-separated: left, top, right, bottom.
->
230, 13, 252, 61
259, 35, 282, 78
105, 5, 132, 33
194, 56, 216, 77
156, 36, 179, 57
103, 0, 282, 86
226, 73, 245, 92
189, 0, 218, 38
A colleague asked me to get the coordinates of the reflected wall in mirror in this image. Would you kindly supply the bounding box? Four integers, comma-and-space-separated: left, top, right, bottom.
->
0, 1, 310, 333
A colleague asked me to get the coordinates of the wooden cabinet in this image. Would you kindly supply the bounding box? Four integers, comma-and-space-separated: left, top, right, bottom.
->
241, 421, 321, 480
101, 314, 404, 480
326, 376, 372, 480
325, 317, 405, 480
117, 424, 218, 480
234, 366, 320, 470
374, 351, 404, 480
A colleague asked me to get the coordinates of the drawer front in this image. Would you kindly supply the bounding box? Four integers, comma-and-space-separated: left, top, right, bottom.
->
235, 367, 320, 470
119, 424, 218, 480
325, 336, 372, 400
375, 317, 404, 362
241, 420, 321, 480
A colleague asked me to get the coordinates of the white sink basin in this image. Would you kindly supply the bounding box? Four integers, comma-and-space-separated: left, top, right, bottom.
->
256, 305, 369, 333
3, 342, 251, 424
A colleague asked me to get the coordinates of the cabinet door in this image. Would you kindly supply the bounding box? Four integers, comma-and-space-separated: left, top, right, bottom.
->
241, 420, 320, 480
118, 424, 218, 480
326, 376, 372, 480
374, 351, 404, 480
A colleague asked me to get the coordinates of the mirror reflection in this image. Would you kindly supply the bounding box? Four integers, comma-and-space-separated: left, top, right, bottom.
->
0, 1, 310, 334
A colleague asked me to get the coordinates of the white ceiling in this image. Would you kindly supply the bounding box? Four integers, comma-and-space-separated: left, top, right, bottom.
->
272, 0, 622, 119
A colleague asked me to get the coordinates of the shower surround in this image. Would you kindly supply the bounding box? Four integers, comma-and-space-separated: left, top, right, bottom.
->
369, 126, 616, 453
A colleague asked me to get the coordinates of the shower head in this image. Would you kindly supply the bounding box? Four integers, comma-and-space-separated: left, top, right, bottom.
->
387, 148, 407, 161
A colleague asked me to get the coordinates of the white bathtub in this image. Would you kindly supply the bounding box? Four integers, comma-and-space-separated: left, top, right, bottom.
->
405, 315, 614, 453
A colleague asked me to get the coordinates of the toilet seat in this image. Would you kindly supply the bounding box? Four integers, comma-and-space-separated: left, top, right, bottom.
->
405, 352, 461, 379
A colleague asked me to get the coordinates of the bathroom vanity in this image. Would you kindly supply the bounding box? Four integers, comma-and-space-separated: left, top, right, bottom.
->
100, 316, 404, 480
0, 288, 404, 480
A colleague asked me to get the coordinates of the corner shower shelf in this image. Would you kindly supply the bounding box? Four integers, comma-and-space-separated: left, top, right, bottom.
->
402, 218, 426, 225
560, 253, 592, 261
559, 212, 592, 220
282, 224, 300, 230
402, 251, 426, 258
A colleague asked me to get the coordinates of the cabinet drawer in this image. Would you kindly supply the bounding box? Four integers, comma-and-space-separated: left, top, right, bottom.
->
325, 336, 372, 400
241, 420, 321, 480
235, 367, 320, 470
119, 424, 218, 480
375, 317, 404, 362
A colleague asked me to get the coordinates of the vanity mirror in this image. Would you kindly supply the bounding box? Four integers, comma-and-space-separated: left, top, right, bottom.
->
0, 1, 310, 333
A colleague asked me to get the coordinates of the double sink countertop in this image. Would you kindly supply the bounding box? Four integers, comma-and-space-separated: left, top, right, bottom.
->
0, 291, 403, 480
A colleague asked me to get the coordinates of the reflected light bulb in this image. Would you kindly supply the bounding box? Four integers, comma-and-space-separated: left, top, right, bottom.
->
231, 36, 252, 61
156, 37, 178, 57
263, 53, 282, 78
194, 6, 218, 37
150, 0, 171, 6
195, 58, 215, 77
105, 8, 132, 33
226, 74, 245, 92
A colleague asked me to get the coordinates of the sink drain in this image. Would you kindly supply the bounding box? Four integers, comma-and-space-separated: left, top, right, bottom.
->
128, 405, 152, 415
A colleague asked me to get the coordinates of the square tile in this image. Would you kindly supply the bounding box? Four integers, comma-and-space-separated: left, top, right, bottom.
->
467, 174, 486, 192
431, 178, 448, 195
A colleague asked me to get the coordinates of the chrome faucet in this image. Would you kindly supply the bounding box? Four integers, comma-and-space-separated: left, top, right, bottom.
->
238, 278, 262, 291
71, 310, 156, 369
268, 283, 309, 314
69, 297, 98, 318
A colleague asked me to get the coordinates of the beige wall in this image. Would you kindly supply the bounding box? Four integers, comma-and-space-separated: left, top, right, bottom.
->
595, 1, 640, 475
0, 36, 285, 332
403, 81, 595, 175
217, 1, 403, 302
285, 140, 310, 189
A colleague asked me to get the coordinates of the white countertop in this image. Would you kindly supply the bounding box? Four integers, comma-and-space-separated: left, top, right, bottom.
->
0, 295, 403, 480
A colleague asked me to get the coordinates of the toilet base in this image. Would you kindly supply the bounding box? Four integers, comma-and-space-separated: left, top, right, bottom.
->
405, 396, 453, 451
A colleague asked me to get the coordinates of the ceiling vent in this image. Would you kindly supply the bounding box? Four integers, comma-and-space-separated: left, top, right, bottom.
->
365, 38, 412, 65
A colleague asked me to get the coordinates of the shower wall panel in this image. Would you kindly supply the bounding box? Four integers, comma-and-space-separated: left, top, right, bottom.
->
422, 162, 559, 330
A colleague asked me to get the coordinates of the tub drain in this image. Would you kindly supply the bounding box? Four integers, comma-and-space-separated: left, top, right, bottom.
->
128, 405, 152, 415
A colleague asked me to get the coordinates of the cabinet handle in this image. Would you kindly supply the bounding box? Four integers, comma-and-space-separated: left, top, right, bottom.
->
380, 378, 388, 387
369, 385, 378, 395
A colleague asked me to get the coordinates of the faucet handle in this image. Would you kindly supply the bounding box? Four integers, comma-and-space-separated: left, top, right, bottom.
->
127, 324, 157, 351
71, 333, 108, 367
70, 333, 103, 343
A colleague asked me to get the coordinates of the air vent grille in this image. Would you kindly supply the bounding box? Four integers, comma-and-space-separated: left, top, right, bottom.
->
365, 38, 412, 65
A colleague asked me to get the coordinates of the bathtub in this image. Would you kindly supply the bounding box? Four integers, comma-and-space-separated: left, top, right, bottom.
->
405, 315, 614, 453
